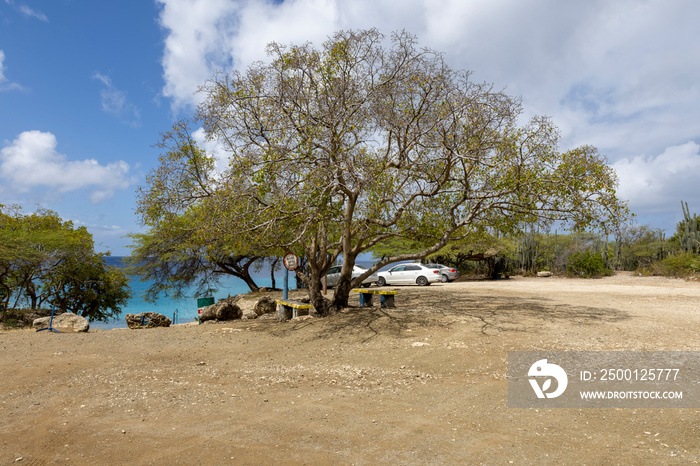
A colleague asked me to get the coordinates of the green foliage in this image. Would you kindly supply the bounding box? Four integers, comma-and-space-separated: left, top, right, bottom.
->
566, 251, 612, 278
0, 206, 130, 323
132, 121, 281, 299
613, 225, 667, 271
148, 29, 627, 314
650, 253, 700, 277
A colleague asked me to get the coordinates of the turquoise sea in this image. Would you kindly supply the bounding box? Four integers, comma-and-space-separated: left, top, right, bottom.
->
91, 257, 296, 330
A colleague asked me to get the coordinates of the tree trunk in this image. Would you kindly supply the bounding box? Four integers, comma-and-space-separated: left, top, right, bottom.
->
332, 277, 353, 310
329, 254, 358, 311
26, 281, 38, 310
240, 272, 260, 292
306, 264, 338, 316
269, 257, 279, 289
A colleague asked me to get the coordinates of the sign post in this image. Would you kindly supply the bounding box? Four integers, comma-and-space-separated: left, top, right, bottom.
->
282, 253, 299, 300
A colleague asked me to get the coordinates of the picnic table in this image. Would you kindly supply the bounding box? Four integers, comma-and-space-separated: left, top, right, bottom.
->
276, 299, 313, 320
352, 288, 398, 308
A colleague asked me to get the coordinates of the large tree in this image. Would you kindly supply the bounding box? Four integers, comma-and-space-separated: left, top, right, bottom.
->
144, 29, 627, 315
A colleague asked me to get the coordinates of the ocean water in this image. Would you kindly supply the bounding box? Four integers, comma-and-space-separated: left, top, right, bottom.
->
91, 257, 296, 330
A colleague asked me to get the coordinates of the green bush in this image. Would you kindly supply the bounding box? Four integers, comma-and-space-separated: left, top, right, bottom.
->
651, 253, 700, 277
566, 251, 612, 278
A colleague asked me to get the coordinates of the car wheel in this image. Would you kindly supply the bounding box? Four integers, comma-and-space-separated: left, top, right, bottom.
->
416, 276, 428, 286
377, 277, 386, 286
440, 274, 448, 283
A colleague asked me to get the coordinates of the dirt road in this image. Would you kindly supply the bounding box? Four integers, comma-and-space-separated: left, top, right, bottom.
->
2, 273, 699, 464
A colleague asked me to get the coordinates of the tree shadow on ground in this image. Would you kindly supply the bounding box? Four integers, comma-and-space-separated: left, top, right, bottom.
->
261, 287, 630, 342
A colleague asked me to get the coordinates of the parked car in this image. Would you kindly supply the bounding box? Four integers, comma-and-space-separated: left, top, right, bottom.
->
423, 263, 460, 282
377, 263, 441, 286
325, 264, 378, 288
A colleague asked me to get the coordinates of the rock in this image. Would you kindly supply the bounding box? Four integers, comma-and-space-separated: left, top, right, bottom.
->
33, 312, 90, 333
243, 311, 258, 320
198, 301, 242, 322
537, 271, 553, 277
254, 296, 277, 316
125, 312, 171, 329
219, 295, 242, 304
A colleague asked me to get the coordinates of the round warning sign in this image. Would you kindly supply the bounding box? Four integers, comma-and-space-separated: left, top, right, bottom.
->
283, 253, 299, 271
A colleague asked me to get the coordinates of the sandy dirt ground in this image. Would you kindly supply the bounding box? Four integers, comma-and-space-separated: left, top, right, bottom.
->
1, 272, 699, 465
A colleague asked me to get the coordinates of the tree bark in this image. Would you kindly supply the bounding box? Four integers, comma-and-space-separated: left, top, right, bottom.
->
269, 257, 279, 289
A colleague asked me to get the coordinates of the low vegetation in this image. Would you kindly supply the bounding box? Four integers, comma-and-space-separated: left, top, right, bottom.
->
0, 205, 131, 328
393, 201, 699, 280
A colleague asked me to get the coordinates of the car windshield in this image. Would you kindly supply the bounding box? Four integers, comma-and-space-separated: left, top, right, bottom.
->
355, 264, 368, 270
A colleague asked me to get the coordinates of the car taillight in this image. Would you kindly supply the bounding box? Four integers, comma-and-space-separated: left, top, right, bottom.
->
448, 269, 456, 272
433, 270, 439, 274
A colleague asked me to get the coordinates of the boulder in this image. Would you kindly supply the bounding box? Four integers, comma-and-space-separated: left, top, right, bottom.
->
125, 312, 171, 329
537, 271, 553, 277
254, 296, 277, 316
198, 301, 242, 322
33, 312, 89, 333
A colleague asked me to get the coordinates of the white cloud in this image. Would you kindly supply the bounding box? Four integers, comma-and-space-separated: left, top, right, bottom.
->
4, 0, 48, 22
0, 130, 135, 203
157, 0, 700, 148
191, 126, 229, 174
92, 73, 141, 127
0, 50, 23, 91
157, 0, 241, 110
156, 0, 700, 230
613, 142, 700, 213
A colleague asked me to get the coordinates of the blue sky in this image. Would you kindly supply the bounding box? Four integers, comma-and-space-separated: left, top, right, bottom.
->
1, 0, 699, 255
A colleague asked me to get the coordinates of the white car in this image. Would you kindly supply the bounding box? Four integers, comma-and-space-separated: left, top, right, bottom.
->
325, 264, 378, 288
377, 263, 441, 286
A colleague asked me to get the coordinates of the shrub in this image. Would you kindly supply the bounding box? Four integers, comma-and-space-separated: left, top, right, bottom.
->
566, 251, 612, 278
651, 253, 700, 277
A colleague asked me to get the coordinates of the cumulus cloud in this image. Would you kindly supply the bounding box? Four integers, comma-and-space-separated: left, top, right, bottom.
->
613, 142, 700, 213
156, 0, 700, 149
157, 0, 241, 110
156, 0, 700, 229
0, 130, 135, 203
92, 72, 141, 127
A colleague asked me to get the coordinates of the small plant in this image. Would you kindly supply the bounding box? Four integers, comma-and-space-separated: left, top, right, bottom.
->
3, 317, 18, 328
652, 253, 700, 277
566, 251, 612, 278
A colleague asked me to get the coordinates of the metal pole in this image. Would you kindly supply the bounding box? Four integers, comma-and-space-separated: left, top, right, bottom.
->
283, 267, 289, 300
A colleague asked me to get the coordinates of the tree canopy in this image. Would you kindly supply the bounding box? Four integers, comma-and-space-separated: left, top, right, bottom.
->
139, 29, 628, 315
0, 206, 130, 322
129, 125, 276, 299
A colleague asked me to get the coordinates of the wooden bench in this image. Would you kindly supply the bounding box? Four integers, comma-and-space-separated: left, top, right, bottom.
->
352, 289, 398, 308
276, 299, 314, 321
